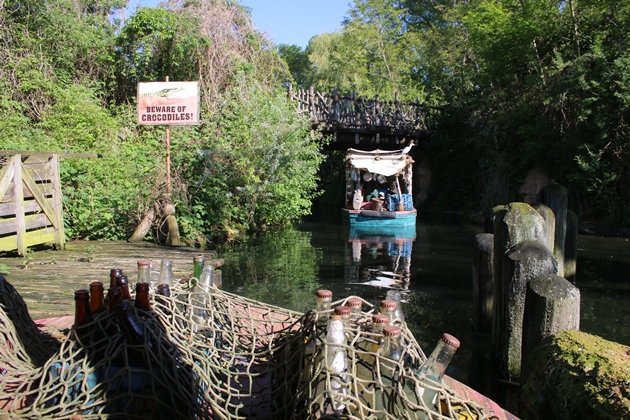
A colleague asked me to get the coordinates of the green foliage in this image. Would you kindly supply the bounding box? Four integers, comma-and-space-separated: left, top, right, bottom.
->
193, 77, 326, 240
277, 44, 312, 88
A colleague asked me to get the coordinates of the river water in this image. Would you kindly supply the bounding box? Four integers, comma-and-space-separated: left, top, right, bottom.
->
217, 213, 630, 396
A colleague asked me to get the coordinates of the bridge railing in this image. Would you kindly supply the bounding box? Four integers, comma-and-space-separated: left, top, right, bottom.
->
288, 86, 432, 137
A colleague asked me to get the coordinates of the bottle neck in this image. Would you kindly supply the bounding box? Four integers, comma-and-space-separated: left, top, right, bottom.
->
89, 282, 105, 314
416, 340, 458, 382
381, 334, 403, 361
193, 257, 205, 279
74, 290, 92, 327
137, 265, 151, 284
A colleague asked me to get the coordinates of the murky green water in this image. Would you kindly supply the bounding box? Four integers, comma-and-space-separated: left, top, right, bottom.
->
217, 214, 630, 391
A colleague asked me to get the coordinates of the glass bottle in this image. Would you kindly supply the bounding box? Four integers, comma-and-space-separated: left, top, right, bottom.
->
374, 325, 404, 417
137, 260, 151, 287
197, 265, 214, 293
386, 290, 405, 323
192, 254, 205, 281
334, 305, 352, 335
346, 297, 363, 320
107, 287, 122, 312
109, 268, 122, 289
135, 282, 151, 311
367, 314, 389, 356
157, 283, 171, 298
158, 259, 174, 287
324, 314, 349, 413
379, 299, 397, 324
117, 274, 131, 300
415, 333, 461, 412
315, 289, 333, 326
89, 281, 106, 315
74, 289, 92, 328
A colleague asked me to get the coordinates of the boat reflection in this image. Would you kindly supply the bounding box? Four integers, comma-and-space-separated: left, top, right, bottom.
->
345, 224, 416, 290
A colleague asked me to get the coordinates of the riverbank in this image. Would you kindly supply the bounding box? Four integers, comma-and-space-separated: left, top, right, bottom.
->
0, 240, 222, 319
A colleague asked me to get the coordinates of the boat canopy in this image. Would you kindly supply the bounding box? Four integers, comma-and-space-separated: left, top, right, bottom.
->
345, 147, 414, 177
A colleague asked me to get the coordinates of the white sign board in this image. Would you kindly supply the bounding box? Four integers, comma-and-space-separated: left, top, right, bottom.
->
137, 81, 200, 126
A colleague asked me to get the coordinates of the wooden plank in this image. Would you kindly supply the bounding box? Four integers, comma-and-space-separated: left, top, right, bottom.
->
0, 213, 51, 236
50, 154, 65, 248
23, 228, 56, 248
2, 182, 54, 201
0, 199, 54, 217
0, 156, 16, 200
13, 155, 26, 255
0, 233, 18, 252
20, 165, 59, 230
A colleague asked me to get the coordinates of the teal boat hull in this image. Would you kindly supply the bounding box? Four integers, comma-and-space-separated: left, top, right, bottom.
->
343, 208, 417, 238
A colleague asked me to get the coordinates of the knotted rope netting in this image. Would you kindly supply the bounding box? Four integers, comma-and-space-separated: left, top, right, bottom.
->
0, 274, 488, 419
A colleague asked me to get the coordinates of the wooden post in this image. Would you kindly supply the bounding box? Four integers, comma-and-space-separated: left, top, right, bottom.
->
472, 233, 494, 334
50, 154, 65, 249
13, 155, 26, 256
540, 183, 568, 277
165, 76, 172, 197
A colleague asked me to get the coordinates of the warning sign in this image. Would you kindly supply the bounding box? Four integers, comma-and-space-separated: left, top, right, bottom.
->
137, 81, 200, 126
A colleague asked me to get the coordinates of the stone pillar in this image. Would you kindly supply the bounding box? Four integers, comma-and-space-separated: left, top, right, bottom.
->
492, 203, 547, 359
540, 183, 568, 277
565, 210, 579, 283
500, 240, 557, 380
521, 275, 580, 376
533, 203, 555, 255
472, 233, 494, 334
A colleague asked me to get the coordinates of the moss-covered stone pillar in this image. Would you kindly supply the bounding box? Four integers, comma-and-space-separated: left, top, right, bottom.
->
472, 233, 494, 334
521, 330, 630, 419
521, 275, 580, 377
492, 203, 547, 361
540, 183, 568, 277
500, 240, 557, 380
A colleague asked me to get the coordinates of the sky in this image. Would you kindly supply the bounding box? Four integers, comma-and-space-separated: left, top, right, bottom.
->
126, 0, 351, 48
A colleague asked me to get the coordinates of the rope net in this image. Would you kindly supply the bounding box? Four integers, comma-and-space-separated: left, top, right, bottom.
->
0, 275, 488, 419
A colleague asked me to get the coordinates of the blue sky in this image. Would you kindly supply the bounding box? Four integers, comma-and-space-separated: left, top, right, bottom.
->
126, 0, 351, 48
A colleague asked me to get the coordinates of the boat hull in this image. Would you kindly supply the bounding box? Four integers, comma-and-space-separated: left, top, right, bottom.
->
343, 208, 417, 230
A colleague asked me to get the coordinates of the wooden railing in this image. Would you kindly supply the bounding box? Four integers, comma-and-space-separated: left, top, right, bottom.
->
0, 153, 65, 255
288, 86, 432, 143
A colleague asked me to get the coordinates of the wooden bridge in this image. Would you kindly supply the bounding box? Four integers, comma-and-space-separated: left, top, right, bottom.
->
289, 86, 433, 149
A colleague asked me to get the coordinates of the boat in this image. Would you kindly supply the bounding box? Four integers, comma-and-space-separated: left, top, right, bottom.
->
343, 145, 417, 228
0, 274, 516, 419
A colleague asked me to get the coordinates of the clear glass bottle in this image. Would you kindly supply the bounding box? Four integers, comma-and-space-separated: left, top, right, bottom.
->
324, 314, 349, 413
380, 325, 403, 361
315, 289, 333, 326
334, 305, 352, 335
415, 333, 461, 412
379, 299, 397, 324
375, 325, 407, 417
386, 289, 405, 323
158, 259, 174, 287
137, 260, 151, 288
367, 314, 389, 356
197, 265, 214, 292
346, 297, 363, 319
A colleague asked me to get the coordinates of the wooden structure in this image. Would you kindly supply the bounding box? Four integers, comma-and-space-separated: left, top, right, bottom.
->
289, 86, 433, 149
0, 153, 65, 255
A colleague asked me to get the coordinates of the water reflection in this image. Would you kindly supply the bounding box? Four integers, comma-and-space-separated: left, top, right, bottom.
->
345, 224, 415, 290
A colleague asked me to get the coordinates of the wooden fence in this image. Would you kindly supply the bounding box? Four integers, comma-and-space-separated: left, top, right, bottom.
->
0, 153, 65, 255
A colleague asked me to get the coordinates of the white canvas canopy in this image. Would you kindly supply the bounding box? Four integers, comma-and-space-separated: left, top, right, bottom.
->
345, 147, 413, 177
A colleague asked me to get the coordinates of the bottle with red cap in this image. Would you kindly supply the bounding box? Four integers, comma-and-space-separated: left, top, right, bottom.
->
371, 325, 405, 416
315, 289, 333, 326
379, 299, 398, 324
334, 305, 352, 340
415, 333, 461, 412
